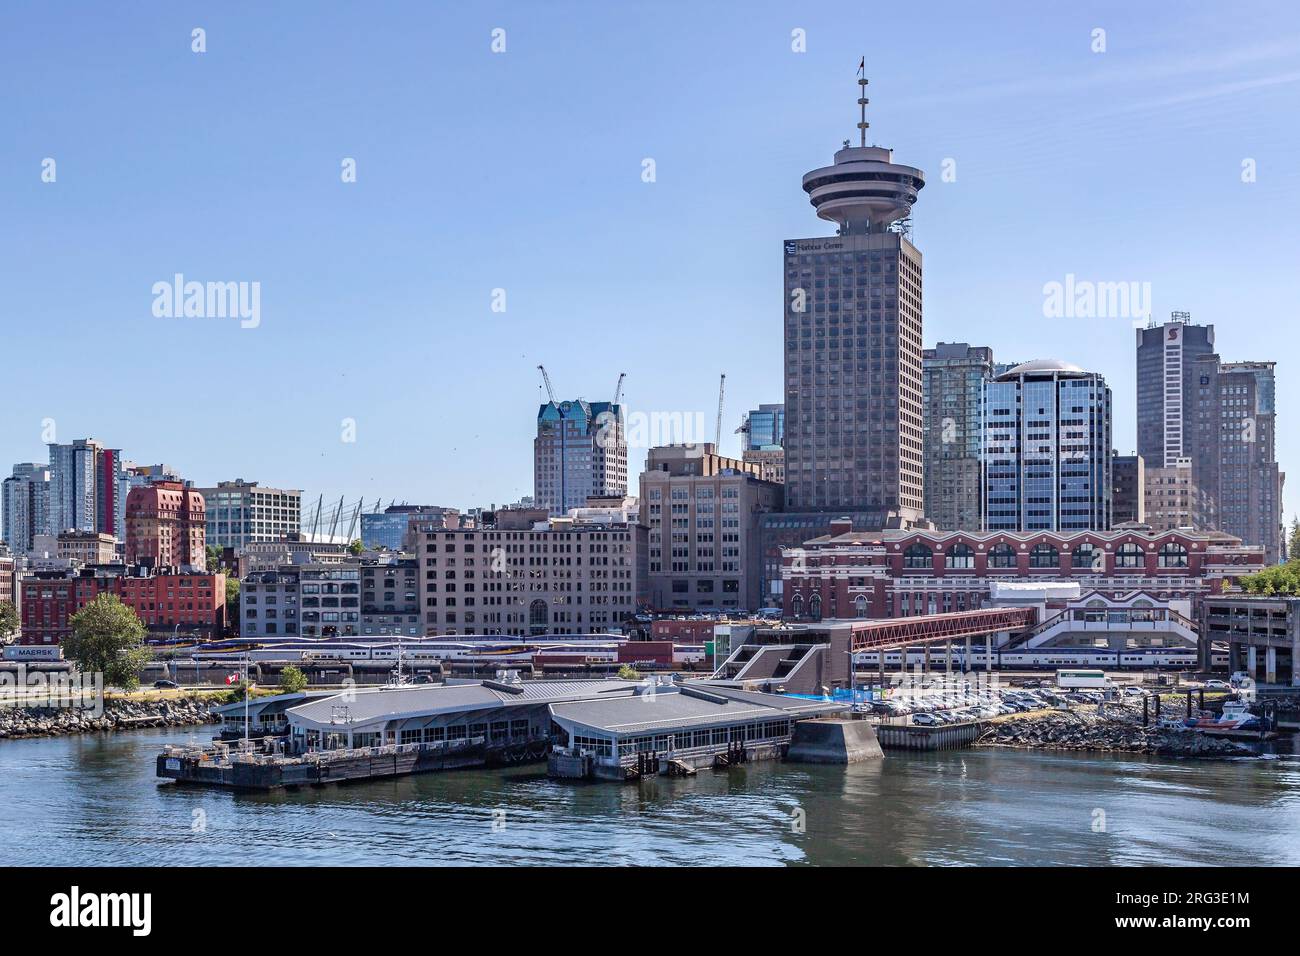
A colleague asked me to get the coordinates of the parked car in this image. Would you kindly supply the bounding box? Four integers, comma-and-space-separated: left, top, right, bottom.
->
911, 713, 942, 727
153, 679, 179, 689
1204, 679, 1231, 691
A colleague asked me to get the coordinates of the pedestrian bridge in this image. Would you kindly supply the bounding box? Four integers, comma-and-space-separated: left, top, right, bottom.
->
847, 607, 1038, 652
714, 607, 1038, 696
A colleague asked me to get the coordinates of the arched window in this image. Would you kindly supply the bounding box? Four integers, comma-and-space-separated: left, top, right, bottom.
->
853, 595, 868, 618
946, 543, 974, 570
1116, 543, 1144, 569
529, 599, 548, 630
1029, 544, 1060, 568
1157, 542, 1188, 568
791, 594, 804, 619
903, 544, 933, 569
988, 543, 1017, 569
1072, 543, 1099, 569
809, 594, 822, 622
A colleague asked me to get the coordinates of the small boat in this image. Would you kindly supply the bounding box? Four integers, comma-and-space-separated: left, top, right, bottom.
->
1189, 699, 1259, 731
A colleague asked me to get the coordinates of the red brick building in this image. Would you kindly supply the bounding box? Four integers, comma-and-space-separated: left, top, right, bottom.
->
125, 481, 206, 570
19, 567, 225, 646
782, 520, 1264, 622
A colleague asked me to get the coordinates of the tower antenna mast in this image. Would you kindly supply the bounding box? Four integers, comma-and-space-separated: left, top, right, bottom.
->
857, 57, 869, 147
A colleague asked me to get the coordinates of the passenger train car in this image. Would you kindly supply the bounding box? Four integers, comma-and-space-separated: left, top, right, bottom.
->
852, 646, 1202, 670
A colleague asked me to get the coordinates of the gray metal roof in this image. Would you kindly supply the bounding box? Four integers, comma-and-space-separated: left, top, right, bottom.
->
212, 689, 335, 718
549, 685, 846, 737
285, 679, 642, 731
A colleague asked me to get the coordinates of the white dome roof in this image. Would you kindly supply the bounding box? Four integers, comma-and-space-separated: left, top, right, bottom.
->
999, 358, 1088, 379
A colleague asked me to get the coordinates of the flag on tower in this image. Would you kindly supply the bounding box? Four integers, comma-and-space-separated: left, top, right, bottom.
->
858, 57, 865, 75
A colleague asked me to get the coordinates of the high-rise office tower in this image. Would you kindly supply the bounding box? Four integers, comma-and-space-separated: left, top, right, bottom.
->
1192, 358, 1284, 562
47, 439, 125, 539
1110, 453, 1145, 526
983, 360, 1112, 532
922, 343, 994, 530
534, 399, 627, 516
782, 74, 925, 521
2, 463, 51, 553
1136, 314, 1216, 470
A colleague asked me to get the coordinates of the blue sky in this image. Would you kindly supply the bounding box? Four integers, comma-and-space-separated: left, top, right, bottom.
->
3, 1, 1298, 522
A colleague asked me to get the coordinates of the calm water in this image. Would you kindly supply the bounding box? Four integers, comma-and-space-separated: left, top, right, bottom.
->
3, 727, 1299, 866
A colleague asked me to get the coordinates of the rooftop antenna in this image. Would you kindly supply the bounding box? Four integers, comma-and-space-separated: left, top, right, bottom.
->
856, 57, 869, 147
715, 373, 726, 449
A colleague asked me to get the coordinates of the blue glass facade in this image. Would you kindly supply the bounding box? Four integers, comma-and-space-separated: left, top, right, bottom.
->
983, 361, 1112, 532
745, 404, 785, 451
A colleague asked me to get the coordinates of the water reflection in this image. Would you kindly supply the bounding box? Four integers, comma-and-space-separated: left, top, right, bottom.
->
1, 728, 1297, 866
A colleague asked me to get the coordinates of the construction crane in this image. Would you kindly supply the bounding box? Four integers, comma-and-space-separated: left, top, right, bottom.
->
613, 372, 626, 406
537, 365, 557, 405
715, 373, 726, 449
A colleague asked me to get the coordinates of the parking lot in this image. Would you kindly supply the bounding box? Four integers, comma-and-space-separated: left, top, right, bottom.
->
863, 680, 1125, 727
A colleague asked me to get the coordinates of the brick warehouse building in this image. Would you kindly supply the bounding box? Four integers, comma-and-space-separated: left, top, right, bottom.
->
125, 480, 207, 570
782, 519, 1263, 622
19, 567, 226, 646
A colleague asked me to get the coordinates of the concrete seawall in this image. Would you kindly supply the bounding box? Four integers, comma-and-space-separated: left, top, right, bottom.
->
786, 718, 884, 763
873, 721, 983, 751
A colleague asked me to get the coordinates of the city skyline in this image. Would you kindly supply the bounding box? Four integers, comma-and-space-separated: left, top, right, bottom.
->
4, 2, 1298, 521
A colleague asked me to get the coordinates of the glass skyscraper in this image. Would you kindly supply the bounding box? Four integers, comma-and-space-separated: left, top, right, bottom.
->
983, 360, 1112, 532
922, 343, 994, 531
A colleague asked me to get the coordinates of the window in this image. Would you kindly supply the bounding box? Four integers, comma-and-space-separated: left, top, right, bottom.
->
946, 543, 974, 570
1029, 544, 1059, 568
853, 595, 868, 618
1116, 543, 1144, 569
808, 594, 822, 621
903, 544, 932, 569
1072, 543, 1098, 569
1157, 542, 1188, 569
988, 544, 1016, 568
528, 599, 548, 630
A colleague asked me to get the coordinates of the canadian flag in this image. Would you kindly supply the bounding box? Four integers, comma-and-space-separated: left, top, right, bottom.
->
225, 673, 239, 685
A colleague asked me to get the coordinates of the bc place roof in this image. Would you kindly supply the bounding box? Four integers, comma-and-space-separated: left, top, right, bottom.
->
285, 678, 643, 731
548, 684, 846, 737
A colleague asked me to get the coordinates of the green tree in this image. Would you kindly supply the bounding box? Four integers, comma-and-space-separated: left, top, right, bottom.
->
0, 600, 18, 642
1240, 561, 1300, 596
224, 577, 240, 635
348, 538, 364, 556
206, 544, 224, 571
64, 593, 151, 689
278, 664, 308, 693
617, 664, 641, 680
1288, 517, 1300, 563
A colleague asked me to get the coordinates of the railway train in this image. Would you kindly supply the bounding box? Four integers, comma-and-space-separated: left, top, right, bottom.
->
186, 638, 710, 667
853, 646, 1223, 670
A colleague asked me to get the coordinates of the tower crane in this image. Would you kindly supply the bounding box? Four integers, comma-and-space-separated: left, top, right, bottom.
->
537, 365, 557, 405
613, 372, 626, 406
